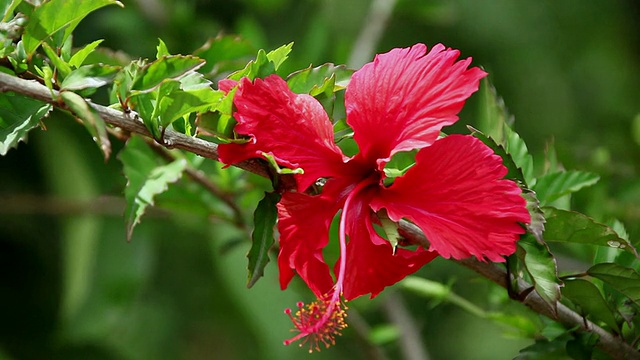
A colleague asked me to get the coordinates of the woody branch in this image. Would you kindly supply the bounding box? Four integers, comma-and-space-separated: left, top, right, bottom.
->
0, 71, 637, 360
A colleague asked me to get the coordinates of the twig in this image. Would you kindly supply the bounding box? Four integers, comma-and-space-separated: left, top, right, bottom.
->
1, 71, 638, 360
382, 291, 430, 360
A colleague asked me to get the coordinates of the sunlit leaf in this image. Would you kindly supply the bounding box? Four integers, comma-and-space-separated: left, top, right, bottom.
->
265, 42, 293, 70
60, 64, 120, 91
132, 55, 205, 92
518, 236, 562, 314
587, 263, 640, 308
22, 0, 122, 56
60, 91, 111, 160
286, 63, 352, 94
156, 38, 170, 58
0, 92, 50, 155
1, 0, 22, 23
534, 171, 600, 205
119, 136, 187, 240
41, 42, 72, 77
247, 192, 280, 288
68, 39, 104, 68
543, 207, 638, 257
562, 279, 620, 333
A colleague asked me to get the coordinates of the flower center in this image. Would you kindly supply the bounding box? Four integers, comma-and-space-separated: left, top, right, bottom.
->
283, 178, 374, 351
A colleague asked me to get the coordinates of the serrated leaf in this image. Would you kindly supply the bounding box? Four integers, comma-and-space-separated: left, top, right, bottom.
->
194, 35, 255, 75
0, 92, 50, 155
518, 236, 562, 314
468, 126, 526, 183
132, 55, 205, 92
60, 64, 119, 91
587, 263, 640, 308
562, 279, 620, 333
286, 63, 352, 94
522, 189, 545, 243
534, 171, 600, 205
112, 59, 145, 104
22, 0, 122, 56
265, 42, 293, 70
68, 39, 104, 68
504, 125, 535, 186
543, 207, 638, 257
476, 77, 512, 144
60, 91, 111, 160
247, 192, 281, 288
119, 136, 187, 240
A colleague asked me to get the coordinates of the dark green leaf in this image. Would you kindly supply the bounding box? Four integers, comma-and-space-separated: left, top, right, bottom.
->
132, 55, 205, 92
566, 332, 599, 360
468, 126, 526, 183
588, 263, 640, 307
247, 192, 281, 288
0, 92, 50, 155
543, 207, 638, 257
534, 171, 600, 205
504, 125, 535, 186
286, 63, 352, 94
523, 189, 545, 243
518, 236, 562, 314
562, 279, 620, 332
22, 0, 122, 56
68, 39, 104, 68
61, 64, 119, 91
194, 35, 255, 75
119, 136, 187, 240
60, 91, 111, 160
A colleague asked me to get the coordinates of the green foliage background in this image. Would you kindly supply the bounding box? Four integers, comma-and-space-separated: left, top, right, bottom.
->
1, 0, 639, 359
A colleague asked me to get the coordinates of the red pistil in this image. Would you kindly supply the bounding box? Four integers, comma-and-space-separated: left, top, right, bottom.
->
283, 179, 373, 351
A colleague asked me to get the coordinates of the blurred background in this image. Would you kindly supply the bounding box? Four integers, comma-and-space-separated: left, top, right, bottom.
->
1, 0, 639, 359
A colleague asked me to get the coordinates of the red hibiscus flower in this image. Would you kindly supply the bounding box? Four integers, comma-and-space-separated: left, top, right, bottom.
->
218, 43, 530, 351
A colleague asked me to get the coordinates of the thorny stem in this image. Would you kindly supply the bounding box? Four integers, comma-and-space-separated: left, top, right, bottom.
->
1, 71, 639, 360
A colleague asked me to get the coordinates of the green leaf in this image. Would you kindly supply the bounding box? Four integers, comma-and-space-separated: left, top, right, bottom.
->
518, 236, 562, 314
60, 91, 111, 160
0, 92, 50, 155
265, 42, 293, 70
504, 125, 535, 186
112, 59, 145, 105
566, 331, 598, 360
119, 136, 187, 240
155, 81, 223, 128
22, 0, 122, 56
476, 77, 512, 144
41, 42, 72, 77
60, 64, 119, 91
132, 55, 205, 92
1, 0, 22, 22
247, 192, 281, 288
468, 126, 526, 184
194, 35, 255, 75
562, 279, 620, 333
156, 38, 170, 58
68, 39, 104, 68
587, 263, 640, 308
523, 189, 545, 243
286, 63, 352, 94
542, 207, 638, 257
534, 171, 600, 205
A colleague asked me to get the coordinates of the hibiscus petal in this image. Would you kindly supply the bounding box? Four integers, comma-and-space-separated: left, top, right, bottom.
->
371, 135, 530, 262
218, 75, 348, 192
345, 44, 487, 167
277, 186, 343, 297
338, 190, 438, 300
